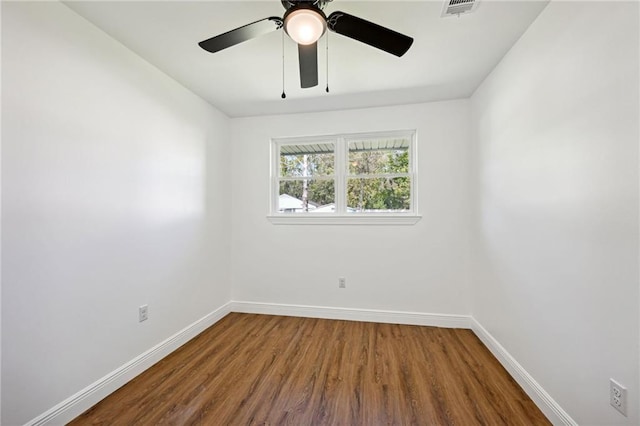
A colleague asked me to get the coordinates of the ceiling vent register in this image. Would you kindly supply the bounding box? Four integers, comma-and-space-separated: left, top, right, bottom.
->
441, 0, 479, 17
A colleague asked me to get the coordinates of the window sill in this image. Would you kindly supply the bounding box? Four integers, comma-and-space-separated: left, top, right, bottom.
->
267, 214, 422, 226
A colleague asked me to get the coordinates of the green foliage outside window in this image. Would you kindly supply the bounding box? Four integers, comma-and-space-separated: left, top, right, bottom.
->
279, 147, 410, 212
347, 149, 410, 211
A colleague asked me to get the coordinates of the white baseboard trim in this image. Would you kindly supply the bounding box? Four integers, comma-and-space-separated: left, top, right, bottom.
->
26, 302, 233, 426
470, 318, 577, 426
230, 301, 472, 329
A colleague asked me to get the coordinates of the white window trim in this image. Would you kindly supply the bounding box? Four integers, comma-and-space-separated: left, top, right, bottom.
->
267, 214, 422, 225
268, 130, 421, 225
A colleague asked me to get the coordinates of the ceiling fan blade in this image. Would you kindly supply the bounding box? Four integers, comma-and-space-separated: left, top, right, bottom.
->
199, 17, 283, 53
298, 42, 318, 88
327, 11, 413, 57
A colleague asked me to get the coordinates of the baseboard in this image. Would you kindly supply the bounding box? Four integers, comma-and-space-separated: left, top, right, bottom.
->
470, 318, 577, 426
25, 301, 233, 426
230, 300, 472, 329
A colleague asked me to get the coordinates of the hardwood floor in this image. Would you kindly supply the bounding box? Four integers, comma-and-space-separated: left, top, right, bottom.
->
70, 313, 550, 425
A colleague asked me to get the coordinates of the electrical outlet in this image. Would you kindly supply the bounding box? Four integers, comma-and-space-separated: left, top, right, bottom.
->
139, 304, 149, 322
338, 277, 346, 288
610, 379, 627, 416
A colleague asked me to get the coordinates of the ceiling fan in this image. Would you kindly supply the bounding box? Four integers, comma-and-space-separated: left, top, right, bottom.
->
198, 0, 414, 89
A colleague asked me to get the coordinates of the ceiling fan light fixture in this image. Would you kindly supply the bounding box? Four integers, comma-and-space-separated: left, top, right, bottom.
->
198, 1, 415, 89
284, 7, 327, 45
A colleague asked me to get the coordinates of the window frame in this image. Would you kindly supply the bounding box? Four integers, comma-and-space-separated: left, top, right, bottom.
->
268, 130, 421, 225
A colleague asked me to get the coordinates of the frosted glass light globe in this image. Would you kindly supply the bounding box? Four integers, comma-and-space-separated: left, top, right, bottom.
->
284, 8, 327, 45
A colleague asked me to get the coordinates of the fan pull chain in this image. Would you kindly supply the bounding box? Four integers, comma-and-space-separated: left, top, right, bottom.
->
281, 30, 286, 99
325, 32, 330, 93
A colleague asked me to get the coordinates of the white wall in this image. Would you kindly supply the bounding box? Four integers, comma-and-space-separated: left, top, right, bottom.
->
230, 101, 472, 316
1, 2, 231, 424
470, 1, 639, 425
0, 1, 4, 422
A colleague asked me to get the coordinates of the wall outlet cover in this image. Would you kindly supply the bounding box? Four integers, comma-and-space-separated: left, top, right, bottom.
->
610, 379, 627, 416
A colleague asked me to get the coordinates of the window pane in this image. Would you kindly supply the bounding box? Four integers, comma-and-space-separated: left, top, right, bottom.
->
348, 140, 409, 175
278, 179, 335, 213
347, 177, 411, 212
280, 143, 335, 177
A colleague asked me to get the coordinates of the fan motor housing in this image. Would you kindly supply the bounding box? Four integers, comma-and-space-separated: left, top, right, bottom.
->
281, 0, 332, 11
283, 3, 327, 21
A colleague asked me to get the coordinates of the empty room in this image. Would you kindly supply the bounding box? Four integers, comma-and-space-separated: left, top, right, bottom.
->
2, 0, 638, 425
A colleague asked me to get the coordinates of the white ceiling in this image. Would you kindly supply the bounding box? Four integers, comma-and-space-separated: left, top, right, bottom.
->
65, 0, 549, 117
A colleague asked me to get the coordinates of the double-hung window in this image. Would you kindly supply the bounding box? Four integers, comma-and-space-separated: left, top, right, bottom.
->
269, 130, 419, 225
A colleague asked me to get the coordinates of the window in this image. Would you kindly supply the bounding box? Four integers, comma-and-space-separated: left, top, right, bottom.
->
269, 130, 419, 225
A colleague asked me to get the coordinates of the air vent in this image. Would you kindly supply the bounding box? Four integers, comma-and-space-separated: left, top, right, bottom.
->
441, 0, 479, 17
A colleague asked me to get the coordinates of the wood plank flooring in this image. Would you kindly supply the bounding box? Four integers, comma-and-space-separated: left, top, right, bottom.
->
69, 313, 550, 425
